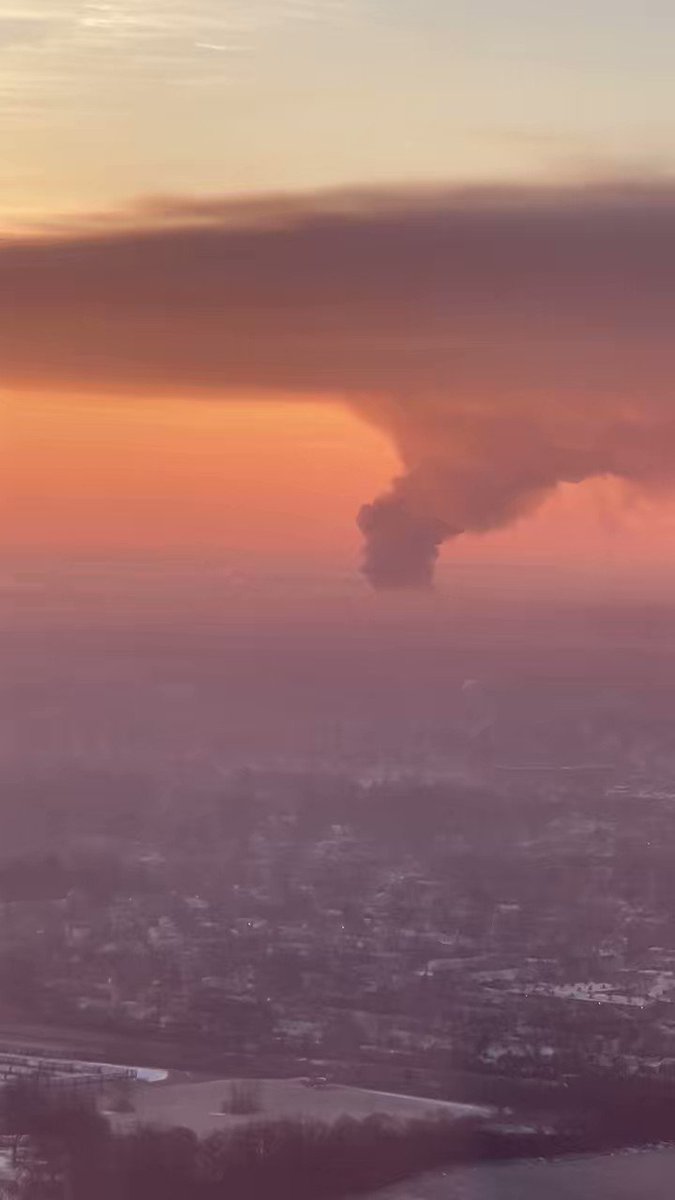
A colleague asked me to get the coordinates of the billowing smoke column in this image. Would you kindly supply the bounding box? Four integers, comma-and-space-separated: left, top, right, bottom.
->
354, 402, 610, 588
3, 181, 675, 588
357, 491, 451, 589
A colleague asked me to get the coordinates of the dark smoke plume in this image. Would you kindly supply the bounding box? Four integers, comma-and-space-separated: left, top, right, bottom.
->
357, 491, 452, 589
3, 180, 675, 586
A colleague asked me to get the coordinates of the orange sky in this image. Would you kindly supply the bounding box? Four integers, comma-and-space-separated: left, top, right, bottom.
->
5, 391, 675, 579
1, 394, 397, 562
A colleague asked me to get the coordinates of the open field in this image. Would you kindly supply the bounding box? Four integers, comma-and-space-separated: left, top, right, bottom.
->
110, 1077, 492, 1138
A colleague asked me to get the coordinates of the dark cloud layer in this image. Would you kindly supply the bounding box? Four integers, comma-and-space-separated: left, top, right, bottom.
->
3, 181, 675, 586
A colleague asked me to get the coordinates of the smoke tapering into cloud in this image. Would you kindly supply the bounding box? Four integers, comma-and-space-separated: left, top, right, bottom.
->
3, 180, 675, 586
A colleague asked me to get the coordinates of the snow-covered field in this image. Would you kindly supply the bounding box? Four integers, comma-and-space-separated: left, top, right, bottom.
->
112, 1077, 490, 1138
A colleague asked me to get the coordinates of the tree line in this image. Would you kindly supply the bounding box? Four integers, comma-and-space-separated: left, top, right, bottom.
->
5, 1077, 675, 1199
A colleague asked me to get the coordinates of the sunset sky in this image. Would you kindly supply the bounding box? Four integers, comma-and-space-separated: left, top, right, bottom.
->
3, 1, 675, 588
3, 1, 675, 221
